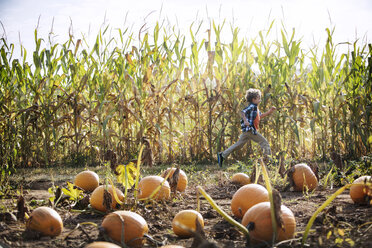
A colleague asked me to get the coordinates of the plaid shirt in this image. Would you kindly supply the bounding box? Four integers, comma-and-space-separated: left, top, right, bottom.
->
240, 103, 260, 134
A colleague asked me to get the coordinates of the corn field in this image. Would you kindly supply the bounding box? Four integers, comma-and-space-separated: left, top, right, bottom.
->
0, 20, 371, 175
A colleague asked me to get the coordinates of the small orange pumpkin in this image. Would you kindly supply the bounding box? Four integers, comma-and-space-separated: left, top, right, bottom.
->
231, 184, 269, 219
90, 185, 124, 212
291, 163, 318, 191
74, 170, 99, 191
231, 173, 251, 186
161, 168, 188, 192
350, 175, 371, 204
26, 206, 63, 237
242, 202, 296, 245
101, 210, 148, 247
138, 175, 170, 200
85, 241, 121, 248
172, 210, 204, 238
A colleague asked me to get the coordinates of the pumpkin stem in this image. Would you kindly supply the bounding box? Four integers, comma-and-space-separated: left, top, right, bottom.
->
246, 222, 255, 231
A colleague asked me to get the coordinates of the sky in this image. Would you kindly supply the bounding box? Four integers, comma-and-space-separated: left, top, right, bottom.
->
0, 0, 371, 60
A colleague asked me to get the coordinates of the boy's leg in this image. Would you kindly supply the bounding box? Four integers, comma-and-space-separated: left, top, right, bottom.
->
248, 132, 271, 156
249, 132, 273, 164
221, 131, 251, 159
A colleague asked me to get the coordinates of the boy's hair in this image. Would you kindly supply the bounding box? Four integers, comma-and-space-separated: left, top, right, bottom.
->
245, 88, 261, 103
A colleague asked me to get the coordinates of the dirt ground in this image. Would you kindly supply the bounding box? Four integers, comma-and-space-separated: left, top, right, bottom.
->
0, 168, 371, 248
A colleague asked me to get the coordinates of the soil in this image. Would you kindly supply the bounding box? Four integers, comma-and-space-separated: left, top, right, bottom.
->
0, 170, 371, 248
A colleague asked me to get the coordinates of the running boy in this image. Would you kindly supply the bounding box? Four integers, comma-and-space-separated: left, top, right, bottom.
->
217, 88, 276, 167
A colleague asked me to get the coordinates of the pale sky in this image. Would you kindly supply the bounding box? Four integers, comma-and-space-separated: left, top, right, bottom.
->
0, 0, 371, 59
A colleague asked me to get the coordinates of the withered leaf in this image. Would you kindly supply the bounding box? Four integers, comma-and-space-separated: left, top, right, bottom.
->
17, 195, 28, 222
104, 149, 117, 172
310, 163, 319, 181
54, 187, 62, 205
330, 151, 344, 171
103, 189, 113, 212
287, 166, 296, 188
73, 195, 90, 210
141, 137, 154, 167
191, 216, 217, 248
169, 168, 180, 194
279, 154, 286, 178
272, 189, 284, 231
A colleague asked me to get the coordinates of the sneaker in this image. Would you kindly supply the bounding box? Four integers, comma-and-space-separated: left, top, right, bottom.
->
217, 152, 224, 167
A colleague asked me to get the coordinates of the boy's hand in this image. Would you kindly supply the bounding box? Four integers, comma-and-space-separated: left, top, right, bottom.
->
269, 107, 277, 114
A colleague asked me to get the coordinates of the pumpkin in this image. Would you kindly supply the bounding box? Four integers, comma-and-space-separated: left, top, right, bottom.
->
90, 185, 124, 212
26, 206, 63, 237
138, 175, 170, 200
291, 163, 318, 191
350, 175, 372, 204
231, 173, 251, 186
85, 241, 121, 248
172, 210, 204, 238
101, 210, 148, 247
74, 170, 99, 191
242, 202, 296, 245
161, 168, 188, 192
231, 184, 269, 219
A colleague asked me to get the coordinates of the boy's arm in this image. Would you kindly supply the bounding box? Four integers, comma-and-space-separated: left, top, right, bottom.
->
241, 111, 250, 126
260, 106, 277, 118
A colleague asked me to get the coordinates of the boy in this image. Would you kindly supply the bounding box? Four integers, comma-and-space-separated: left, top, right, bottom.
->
217, 88, 276, 167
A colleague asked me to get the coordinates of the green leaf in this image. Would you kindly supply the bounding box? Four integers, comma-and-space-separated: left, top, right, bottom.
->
61, 182, 83, 201
48, 186, 56, 203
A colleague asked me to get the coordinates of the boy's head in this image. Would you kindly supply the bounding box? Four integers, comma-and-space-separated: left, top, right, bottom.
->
245, 88, 261, 103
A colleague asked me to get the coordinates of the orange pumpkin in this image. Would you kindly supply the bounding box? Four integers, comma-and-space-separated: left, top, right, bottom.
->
231, 184, 269, 219
85, 241, 121, 248
172, 210, 204, 238
138, 175, 170, 200
74, 170, 99, 191
350, 175, 371, 204
292, 163, 318, 191
90, 185, 124, 212
231, 173, 251, 186
161, 168, 188, 192
242, 202, 296, 245
26, 206, 63, 237
101, 211, 148, 248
